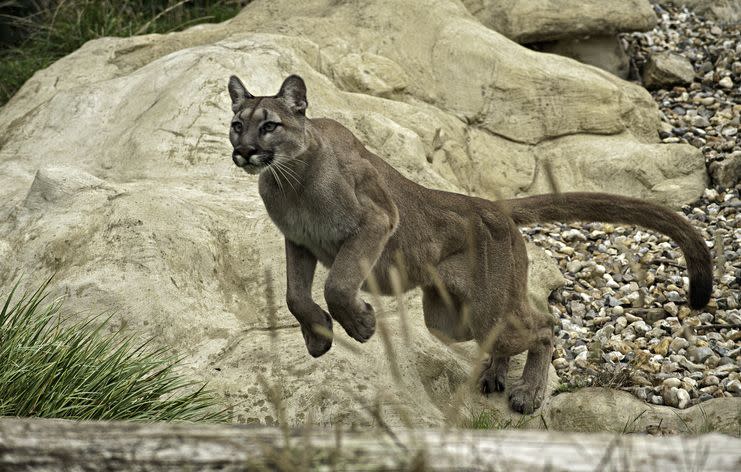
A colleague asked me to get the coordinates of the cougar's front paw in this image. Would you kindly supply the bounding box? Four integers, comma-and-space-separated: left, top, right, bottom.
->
478, 367, 506, 394
300, 310, 333, 358
508, 379, 544, 415
478, 356, 509, 394
330, 300, 376, 343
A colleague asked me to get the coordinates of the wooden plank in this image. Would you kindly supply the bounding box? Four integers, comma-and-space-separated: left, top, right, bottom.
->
0, 417, 739, 471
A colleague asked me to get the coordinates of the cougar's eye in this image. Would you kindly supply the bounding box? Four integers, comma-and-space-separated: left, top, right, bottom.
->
261, 122, 279, 134
231, 121, 243, 133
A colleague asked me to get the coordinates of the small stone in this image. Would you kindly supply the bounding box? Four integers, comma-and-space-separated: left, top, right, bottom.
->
687, 346, 714, 364
679, 357, 705, 372
718, 76, 734, 89
661, 362, 680, 373
643, 52, 696, 89
575, 351, 589, 369
561, 229, 586, 241
701, 375, 720, 387
718, 356, 735, 366
566, 260, 586, 273
552, 358, 569, 370
650, 395, 664, 405
662, 377, 682, 389
702, 188, 720, 202
631, 320, 650, 336
607, 296, 621, 307
558, 246, 575, 255
692, 115, 711, 128
669, 337, 689, 353
665, 291, 682, 302
605, 351, 625, 363
653, 338, 671, 356
706, 355, 721, 368
663, 302, 679, 316
631, 373, 652, 387
607, 339, 633, 355
727, 380, 741, 395
663, 386, 691, 409
681, 377, 697, 391
570, 301, 587, 318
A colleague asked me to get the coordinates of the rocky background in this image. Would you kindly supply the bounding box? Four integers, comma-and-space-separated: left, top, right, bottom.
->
0, 0, 738, 433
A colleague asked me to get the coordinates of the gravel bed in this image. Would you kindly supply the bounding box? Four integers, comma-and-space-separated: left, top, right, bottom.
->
525, 3, 740, 409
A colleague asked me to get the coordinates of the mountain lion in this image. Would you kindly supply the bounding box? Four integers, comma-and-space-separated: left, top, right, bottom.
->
227, 74, 712, 414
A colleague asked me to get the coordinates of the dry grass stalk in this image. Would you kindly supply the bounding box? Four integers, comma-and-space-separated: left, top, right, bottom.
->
615, 240, 647, 307
361, 259, 404, 386
542, 158, 561, 195
311, 323, 362, 355
389, 266, 411, 346
264, 268, 279, 350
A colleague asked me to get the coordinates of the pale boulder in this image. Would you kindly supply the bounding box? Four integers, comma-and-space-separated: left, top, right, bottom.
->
461, 0, 656, 43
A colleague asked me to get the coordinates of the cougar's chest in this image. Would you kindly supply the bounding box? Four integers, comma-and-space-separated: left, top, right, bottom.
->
259, 177, 357, 265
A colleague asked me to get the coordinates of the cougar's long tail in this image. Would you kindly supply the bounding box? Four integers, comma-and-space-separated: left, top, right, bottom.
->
495, 192, 713, 309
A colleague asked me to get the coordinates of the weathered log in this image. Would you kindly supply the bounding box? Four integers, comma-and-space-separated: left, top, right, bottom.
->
0, 417, 739, 471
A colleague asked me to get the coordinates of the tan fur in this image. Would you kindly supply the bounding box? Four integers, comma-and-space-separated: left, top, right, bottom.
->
227, 75, 713, 413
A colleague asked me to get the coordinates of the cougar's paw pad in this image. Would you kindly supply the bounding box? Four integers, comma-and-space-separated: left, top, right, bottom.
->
508, 380, 543, 415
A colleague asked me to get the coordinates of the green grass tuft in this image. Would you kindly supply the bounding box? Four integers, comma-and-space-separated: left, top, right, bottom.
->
467, 408, 533, 430
0, 278, 228, 422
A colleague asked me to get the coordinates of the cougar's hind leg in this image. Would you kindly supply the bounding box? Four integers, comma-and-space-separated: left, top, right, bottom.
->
474, 217, 543, 399
507, 306, 554, 414
504, 227, 556, 414
421, 285, 474, 342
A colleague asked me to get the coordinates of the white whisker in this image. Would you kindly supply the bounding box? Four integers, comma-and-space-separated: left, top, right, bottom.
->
272, 161, 297, 194
268, 164, 285, 197
275, 161, 302, 186
277, 161, 302, 193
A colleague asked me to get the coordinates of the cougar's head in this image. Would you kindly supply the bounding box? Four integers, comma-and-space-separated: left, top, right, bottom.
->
227, 75, 309, 174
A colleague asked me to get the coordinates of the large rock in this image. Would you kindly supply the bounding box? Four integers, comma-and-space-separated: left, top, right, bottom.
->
462, 0, 656, 43
0, 0, 708, 427
540, 388, 741, 435
462, 0, 656, 78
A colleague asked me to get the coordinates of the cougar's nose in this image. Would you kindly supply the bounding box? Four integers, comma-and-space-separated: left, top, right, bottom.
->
232, 146, 257, 166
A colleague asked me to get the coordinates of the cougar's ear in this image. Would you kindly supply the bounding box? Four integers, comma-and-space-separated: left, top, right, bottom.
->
277, 75, 307, 115
228, 75, 253, 112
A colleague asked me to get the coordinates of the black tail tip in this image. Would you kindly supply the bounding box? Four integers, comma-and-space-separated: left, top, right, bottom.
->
689, 277, 712, 310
